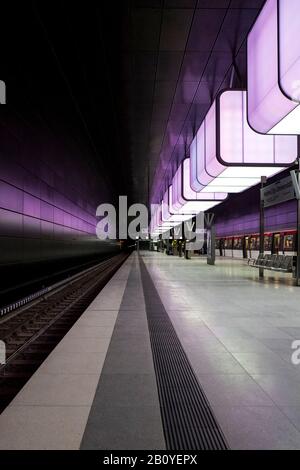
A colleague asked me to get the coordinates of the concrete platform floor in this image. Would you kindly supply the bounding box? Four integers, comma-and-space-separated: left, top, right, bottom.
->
143, 252, 300, 450
1, 251, 300, 449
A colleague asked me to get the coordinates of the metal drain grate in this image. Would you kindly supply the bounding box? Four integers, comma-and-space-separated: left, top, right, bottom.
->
139, 257, 229, 451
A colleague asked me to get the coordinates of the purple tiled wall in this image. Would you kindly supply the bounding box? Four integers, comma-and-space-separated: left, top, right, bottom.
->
0, 114, 116, 265
214, 183, 297, 237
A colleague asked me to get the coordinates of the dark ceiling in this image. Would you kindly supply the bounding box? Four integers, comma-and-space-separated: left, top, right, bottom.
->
121, 0, 266, 206
0, 0, 266, 207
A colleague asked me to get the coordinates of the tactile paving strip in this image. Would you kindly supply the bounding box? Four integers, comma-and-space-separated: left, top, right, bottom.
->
139, 256, 229, 451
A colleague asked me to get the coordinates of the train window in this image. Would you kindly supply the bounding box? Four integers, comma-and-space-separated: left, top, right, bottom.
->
233, 237, 242, 249
245, 237, 249, 249
274, 234, 281, 252
250, 236, 260, 250
284, 235, 294, 251
264, 235, 272, 251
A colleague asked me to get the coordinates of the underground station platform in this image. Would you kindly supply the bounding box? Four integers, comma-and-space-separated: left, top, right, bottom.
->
3, 0, 300, 460
1, 252, 300, 451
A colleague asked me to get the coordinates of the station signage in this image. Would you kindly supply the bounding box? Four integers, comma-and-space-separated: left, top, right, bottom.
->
261, 175, 296, 208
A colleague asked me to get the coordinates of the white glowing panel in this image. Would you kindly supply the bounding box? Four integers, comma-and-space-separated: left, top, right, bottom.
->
161, 190, 192, 223
172, 159, 227, 213
247, 0, 300, 134
150, 203, 180, 237
190, 90, 297, 194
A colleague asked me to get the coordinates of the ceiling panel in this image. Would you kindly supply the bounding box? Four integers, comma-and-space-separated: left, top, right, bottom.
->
131, 9, 161, 51
146, 1, 265, 204
154, 81, 177, 103
133, 52, 157, 80
198, 0, 230, 8
213, 8, 260, 52
133, 0, 163, 7
165, 0, 197, 7
83, 0, 265, 205
156, 51, 184, 80
2, 1, 267, 207
160, 9, 194, 51
173, 81, 199, 104
187, 9, 227, 51
179, 51, 210, 82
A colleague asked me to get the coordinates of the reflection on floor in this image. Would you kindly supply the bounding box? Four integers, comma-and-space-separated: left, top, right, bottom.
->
143, 252, 300, 450
1, 251, 300, 450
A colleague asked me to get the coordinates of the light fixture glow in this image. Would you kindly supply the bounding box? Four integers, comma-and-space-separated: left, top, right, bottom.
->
190, 90, 297, 194
161, 189, 192, 223
171, 159, 227, 214
150, 202, 180, 237
150, 159, 227, 235
247, 0, 300, 134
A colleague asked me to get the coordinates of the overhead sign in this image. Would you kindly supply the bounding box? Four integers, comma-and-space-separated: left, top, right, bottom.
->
261, 175, 296, 208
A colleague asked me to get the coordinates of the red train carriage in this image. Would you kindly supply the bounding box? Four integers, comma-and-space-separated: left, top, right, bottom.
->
216, 230, 297, 259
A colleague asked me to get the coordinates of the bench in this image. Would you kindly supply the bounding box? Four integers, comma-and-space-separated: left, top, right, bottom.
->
248, 254, 294, 273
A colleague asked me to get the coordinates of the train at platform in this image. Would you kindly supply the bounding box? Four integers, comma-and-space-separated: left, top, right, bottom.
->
216, 230, 297, 260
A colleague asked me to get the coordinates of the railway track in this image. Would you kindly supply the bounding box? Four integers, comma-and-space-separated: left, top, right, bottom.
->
0, 252, 129, 413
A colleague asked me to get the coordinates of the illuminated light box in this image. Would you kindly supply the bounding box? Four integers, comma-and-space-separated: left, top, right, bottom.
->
248, 0, 300, 134
190, 90, 297, 194
158, 201, 180, 228
150, 206, 160, 235
170, 158, 227, 214
150, 204, 177, 236
161, 188, 193, 224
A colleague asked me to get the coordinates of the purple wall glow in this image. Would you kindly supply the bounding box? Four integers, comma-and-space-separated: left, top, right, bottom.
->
0, 114, 116, 265
214, 184, 297, 238
247, 0, 300, 134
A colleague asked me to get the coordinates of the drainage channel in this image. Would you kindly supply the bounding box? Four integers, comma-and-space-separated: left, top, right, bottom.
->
139, 256, 229, 451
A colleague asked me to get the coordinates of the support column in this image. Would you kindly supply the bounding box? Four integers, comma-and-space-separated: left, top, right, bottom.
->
259, 176, 267, 279
207, 216, 216, 266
